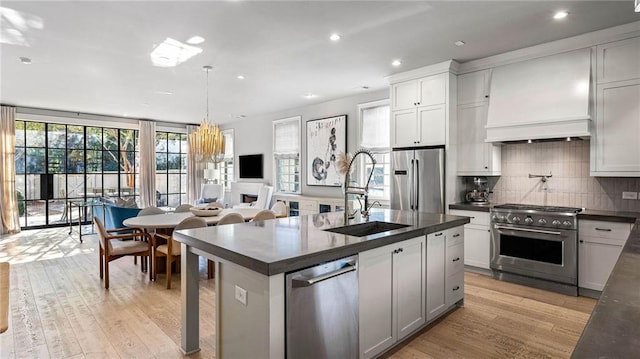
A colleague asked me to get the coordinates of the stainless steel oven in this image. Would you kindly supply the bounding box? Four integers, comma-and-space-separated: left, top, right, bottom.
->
490, 204, 581, 296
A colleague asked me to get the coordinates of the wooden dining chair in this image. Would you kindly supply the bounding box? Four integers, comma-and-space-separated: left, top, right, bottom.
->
217, 212, 245, 225
138, 206, 165, 216
174, 204, 193, 212
94, 217, 152, 289
208, 212, 246, 278
154, 217, 207, 289
250, 209, 276, 222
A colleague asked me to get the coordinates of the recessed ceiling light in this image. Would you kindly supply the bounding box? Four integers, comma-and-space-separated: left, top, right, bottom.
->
237, 75, 245, 80
329, 33, 341, 41
123, 113, 129, 117
155, 90, 173, 95
553, 11, 569, 19
454, 40, 466, 47
392, 59, 402, 67
19, 57, 31, 64
304, 93, 317, 99
186, 35, 205, 45
527, 139, 532, 144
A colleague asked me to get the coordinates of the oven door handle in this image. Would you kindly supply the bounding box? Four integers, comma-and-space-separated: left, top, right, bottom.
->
494, 225, 562, 236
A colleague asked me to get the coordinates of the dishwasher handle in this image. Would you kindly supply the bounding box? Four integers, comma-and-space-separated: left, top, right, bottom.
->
291, 263, 356, 287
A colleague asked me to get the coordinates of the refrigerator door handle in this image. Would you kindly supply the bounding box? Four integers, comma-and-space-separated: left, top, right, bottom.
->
410, 159, 414, 210
415, 159, 419, 210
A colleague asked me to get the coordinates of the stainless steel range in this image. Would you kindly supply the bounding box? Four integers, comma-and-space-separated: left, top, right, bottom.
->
490, 203, 582, 296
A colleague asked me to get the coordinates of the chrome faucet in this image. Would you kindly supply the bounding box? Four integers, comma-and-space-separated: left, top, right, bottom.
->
343, 149, 377, 222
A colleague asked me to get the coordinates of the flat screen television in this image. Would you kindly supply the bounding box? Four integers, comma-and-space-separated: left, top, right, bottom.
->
239, 154, 264, 179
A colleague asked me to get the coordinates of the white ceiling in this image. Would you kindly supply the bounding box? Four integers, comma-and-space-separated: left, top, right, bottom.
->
1, 1, 639, 125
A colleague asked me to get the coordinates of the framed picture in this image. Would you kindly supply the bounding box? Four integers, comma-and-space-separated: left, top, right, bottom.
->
306, 115, 347, 186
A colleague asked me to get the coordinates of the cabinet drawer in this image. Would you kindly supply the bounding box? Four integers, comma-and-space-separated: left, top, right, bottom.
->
579, 220, 632, 241
447, 226, 464, 247
446, 243, 464, 276
446, 271, 464, 305
298, 199, 317, 211
449, 209, 490, 226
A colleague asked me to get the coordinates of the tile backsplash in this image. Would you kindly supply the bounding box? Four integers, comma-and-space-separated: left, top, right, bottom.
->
488, 140, 640, 212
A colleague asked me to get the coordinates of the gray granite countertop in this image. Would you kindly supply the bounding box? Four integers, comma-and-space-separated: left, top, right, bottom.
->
571, 216, 640, 358
578, 209, 638, 223
174, 209, 469, 276
449, 202, 494, 212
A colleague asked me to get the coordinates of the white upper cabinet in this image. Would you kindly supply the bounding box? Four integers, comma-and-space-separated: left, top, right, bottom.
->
592, 36, 640, 176
456, 70, 501, 175
597, 37, 640, 84
390, 72, 449, 147
457, 70, 490, 105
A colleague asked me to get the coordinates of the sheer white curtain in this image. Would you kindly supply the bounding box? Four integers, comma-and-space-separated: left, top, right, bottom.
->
138, 120, 156, 208
187, 125, 205, 204
0, 106, 20, 234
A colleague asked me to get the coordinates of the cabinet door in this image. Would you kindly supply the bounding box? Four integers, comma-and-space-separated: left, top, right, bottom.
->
359, 245, 395, 359
426, 231, 447, 321
594, 80, 640, 174
458, 70, 490, 105
418, 73, 446, 107
578, 236, 624, 291
597, 37, 640, 84
464, 225, 491, 269
391, 80, 418, 111
395, 236, 426, 340
457, 102, 489, 174
417, 104, 446, 146
391, 109, 418, 147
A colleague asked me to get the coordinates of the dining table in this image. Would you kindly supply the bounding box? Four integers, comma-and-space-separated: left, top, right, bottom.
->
122, 207, 264, 229
123, 207, 264, 279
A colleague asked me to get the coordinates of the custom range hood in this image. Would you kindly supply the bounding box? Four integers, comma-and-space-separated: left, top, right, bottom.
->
486, 48, 591, 142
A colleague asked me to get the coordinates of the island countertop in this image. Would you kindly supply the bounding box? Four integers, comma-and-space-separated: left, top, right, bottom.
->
174, 209, 469, 276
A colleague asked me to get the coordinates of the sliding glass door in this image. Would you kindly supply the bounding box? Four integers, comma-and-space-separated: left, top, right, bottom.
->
14, 120, 139, 229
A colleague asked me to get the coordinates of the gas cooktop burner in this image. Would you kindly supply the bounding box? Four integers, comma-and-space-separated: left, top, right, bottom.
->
493, 203, 583, 213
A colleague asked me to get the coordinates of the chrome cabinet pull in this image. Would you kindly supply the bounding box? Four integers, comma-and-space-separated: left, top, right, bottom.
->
595, 228, 612, 232
435, 232, 443, 237
453, 233, 460, 238
453, 286, 460, 291
452, 257, 460, 262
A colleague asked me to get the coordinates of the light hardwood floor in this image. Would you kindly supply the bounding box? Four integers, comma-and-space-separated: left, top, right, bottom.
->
0, 227, 595, 358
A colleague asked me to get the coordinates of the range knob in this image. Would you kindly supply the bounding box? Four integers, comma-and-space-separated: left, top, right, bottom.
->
524, 217, 534, 225
492, 215, 504, 222
552, 220, 561, 226
538, 218, 547, 225
512, 216, 521, 224
563, 220, 573, 227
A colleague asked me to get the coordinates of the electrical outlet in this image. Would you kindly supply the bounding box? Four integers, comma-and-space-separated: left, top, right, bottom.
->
622, 191, 638, 200
235, 285, 247, 305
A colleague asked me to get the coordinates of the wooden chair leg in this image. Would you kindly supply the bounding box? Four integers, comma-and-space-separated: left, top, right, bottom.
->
207, 260, 214, 279
166, 254, 172, 289
148, 254, 153, 282
105, 259, 110, 289
99, 248, 104, 279
152, 251, 157, 281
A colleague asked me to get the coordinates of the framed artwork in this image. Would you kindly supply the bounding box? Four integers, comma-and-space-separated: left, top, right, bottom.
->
306, 115, 347, 186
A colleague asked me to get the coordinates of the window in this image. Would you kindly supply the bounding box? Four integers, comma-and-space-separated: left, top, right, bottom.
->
358, 100, 391, 201
219, 129, 234, 190
14, 120, 139, 229
155, 131, 187, 207
273, 116, 301, 193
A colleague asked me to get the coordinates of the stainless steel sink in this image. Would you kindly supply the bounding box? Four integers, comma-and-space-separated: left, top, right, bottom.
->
324, 221, 410, 237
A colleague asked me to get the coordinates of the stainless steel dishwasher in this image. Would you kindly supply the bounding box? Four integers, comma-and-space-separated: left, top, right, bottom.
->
286, 255, 358, 359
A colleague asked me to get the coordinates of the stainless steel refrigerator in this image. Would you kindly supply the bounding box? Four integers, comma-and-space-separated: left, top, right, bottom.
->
391, 147, 445, 213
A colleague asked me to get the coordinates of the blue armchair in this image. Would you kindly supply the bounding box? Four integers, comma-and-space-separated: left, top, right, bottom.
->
104, 203, 141, 231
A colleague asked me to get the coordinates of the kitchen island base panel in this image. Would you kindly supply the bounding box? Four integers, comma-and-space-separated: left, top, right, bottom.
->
180, 244, 202, 355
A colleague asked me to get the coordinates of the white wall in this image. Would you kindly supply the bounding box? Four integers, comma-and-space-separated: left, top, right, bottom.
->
224, 90, 388, 198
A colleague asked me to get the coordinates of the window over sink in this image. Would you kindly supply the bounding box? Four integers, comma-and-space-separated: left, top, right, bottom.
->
358, 100, 391, 201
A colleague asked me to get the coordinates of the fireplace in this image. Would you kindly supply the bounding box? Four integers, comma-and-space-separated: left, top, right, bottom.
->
242, 193, 258, 204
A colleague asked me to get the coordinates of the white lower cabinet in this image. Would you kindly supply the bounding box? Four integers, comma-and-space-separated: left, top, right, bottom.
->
359, 236, 425, 359
426, 231, 447, 321
449, 209, 491, 270
445, 227, 465, 306
578, 220, 632, 291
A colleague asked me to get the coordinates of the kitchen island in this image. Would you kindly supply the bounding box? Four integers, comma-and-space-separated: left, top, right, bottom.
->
174, 209, 469, 358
